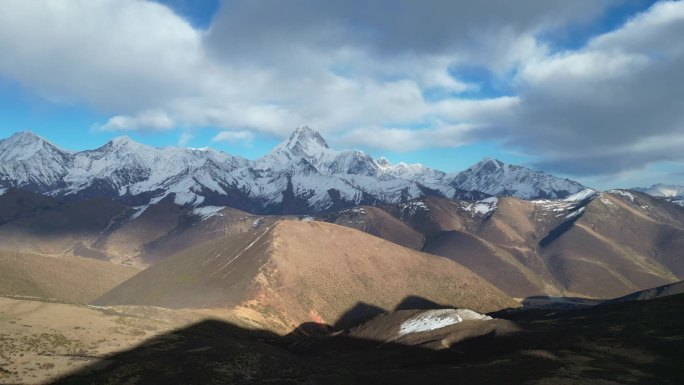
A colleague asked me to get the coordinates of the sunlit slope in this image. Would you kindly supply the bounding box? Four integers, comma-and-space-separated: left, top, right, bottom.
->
95, 220, 516, 329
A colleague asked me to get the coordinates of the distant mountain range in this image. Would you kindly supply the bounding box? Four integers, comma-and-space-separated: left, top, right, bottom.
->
0, 127, 585, 214
635, 184, 684, 207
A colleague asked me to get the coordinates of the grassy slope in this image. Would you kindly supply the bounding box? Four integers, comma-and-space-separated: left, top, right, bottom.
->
0, 250, 140, 304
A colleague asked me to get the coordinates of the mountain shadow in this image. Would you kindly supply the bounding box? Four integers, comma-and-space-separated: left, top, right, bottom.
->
50, 294, 684, 384
393, 295, 450, 311
332, 302, 386, 330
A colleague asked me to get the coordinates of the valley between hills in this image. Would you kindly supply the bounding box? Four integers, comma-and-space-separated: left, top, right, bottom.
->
1, 129, 683, 384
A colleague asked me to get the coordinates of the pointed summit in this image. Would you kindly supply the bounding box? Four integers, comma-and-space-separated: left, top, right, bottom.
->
109, 135, 135, 146
104, 135, 151, 151
0, 131, 65, 162
280, 126, 330, 158
472, 157, 504, 172
287, 126, 328, 148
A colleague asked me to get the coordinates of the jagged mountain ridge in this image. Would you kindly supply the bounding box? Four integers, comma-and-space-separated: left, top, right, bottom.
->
0, 127, 585, 213
453, 157, 585, 199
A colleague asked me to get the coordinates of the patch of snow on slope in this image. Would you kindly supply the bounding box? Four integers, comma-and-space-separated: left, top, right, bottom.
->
129, 205, 150, 220
463, 197, 498, 217
599, 194, 615, 206
674, 200, 684, 207
565, 207, 585, 220
251, 217, 264, 228
534, 192, 594, 220
563, 189, 597, 202
399, 309, 492, 335
609, 189, 636, 201
0, 188, 7, 196
400, 200, 429, 217
192, 206, 225, 220
340, 207, 366, 215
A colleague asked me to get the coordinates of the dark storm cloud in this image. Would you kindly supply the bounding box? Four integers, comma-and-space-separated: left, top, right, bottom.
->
205, 0, 607, 61
482, 1, 684, 176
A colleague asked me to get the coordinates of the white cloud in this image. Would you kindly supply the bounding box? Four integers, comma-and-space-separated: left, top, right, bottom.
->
212, 130, 255, 144
0, 0, 202, 110
338, 123, 475, 152
1, 0, 682, 183
98, 110, 174, 132
492, 0, 684, 175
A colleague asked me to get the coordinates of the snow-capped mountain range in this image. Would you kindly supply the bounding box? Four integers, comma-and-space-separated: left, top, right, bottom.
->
0, 127, 586, 213
635, 184, 684, 207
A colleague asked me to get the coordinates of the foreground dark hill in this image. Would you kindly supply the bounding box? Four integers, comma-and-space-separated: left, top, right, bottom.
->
95, 220, 516, 332
52, 294, 684, 384
322, 189, 684, 299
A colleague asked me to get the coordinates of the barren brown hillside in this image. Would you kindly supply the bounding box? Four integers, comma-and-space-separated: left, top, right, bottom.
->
327, 190, 684, 299
95, 220, 516, 330
0, 192, 281, 267
319, 205, 424, 249
0, 250, 140, 303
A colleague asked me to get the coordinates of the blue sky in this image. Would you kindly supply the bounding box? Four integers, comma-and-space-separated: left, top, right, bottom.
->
0, 0, 682, 189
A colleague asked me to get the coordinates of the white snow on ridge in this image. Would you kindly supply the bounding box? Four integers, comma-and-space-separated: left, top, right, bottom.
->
0, 188, 7, 196
563, 189, 597, 202
534, 190, 596, 220
399, 309, 492, 336
192, 206, 225, 220
609, 189, 636, 202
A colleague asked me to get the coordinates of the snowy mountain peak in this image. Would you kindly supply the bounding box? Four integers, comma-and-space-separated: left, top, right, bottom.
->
376, 157, 391, 168
635, 183, 684, 198
453, 158, 585, 199
7, 131, 42, 142
471, 157, 504, 172
108, 135, 145, 148
0, 129, 589, 213
634, 183, 684, 207
284, 126, 329, 156
0, 131, 65, 162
